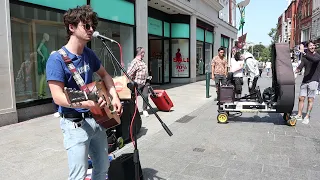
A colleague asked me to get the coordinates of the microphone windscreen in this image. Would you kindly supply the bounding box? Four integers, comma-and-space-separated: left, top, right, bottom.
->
92, 31, 100, 38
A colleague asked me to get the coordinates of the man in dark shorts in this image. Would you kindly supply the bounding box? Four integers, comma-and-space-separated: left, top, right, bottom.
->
294, 41, 320, 124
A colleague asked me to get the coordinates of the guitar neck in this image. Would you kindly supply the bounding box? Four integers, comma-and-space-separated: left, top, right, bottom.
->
86, 91, 99, 102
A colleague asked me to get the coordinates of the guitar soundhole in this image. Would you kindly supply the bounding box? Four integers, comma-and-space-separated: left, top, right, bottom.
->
102, 94, 115, 114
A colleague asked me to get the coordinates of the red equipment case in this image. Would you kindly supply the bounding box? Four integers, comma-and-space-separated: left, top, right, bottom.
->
149, 89, 174, 111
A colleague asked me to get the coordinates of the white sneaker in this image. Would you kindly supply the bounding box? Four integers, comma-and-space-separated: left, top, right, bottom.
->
293, 114, 303, 121
143, 110, 149, 117
53, 112, 60, 118
302, 117, 309, 124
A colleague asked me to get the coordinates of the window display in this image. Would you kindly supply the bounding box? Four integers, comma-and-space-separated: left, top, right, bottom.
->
10, 3, 134, 103
10, 3, 66, 103
205, 43, 213, 73
196, 41, 204, 75
172, 39, 189, 77
149, 39, 163, 84
164, 40, 170, 83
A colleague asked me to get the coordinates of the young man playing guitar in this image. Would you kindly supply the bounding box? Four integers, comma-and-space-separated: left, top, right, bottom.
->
46, 5, 122, 180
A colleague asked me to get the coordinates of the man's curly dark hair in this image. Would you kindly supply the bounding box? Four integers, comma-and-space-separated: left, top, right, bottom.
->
63, 5, 99, 40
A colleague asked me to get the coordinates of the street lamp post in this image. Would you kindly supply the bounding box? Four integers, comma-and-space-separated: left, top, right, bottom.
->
237, 0, 250, 37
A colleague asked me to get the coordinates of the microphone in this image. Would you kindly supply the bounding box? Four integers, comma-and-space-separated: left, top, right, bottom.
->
92, 31, 117, 43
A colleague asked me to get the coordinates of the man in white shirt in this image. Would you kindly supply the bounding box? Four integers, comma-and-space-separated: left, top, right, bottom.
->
243, 52, 260, 93
291, 59, 298, 79
265, 60, 272, 77
230, 51, 244, 98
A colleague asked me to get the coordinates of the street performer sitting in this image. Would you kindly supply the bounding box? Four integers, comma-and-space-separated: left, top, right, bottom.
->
243, 52, 260, 93
46, 5, 122, 180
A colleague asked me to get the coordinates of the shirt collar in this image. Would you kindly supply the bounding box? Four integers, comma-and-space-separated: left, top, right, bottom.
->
62, 46, 83, 60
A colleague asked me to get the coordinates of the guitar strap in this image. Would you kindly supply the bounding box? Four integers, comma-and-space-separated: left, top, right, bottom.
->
57, 48, 90, 94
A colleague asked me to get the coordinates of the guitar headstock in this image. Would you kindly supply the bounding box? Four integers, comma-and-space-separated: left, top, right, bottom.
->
64, 87, 97, 104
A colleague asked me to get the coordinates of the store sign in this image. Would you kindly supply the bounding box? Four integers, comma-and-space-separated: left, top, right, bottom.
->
148, 17, 163, 36
173, 57, 189, 62
175, 63, 188, 73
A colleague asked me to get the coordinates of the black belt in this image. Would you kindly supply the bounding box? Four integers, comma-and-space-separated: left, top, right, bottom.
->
60, 112, 92, 121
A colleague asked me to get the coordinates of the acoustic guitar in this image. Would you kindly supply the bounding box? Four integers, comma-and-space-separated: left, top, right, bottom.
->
64, 80, 121, 129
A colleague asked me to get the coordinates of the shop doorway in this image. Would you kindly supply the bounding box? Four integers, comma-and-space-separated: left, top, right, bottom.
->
148, 36, 171, 84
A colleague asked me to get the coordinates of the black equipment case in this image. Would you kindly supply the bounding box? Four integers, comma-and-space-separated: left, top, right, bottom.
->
271, 43, 295, 113
218, 85, 235, 103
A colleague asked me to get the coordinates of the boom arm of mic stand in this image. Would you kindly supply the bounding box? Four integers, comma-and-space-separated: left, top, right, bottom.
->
100, 39, 173, 137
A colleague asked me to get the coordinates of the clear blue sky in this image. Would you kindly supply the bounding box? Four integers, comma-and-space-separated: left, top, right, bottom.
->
236, 0, 288, 46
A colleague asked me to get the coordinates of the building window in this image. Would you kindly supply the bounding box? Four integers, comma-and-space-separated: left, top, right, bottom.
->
204, 43, 213, 73
196, 41, 204, 75
221, 36, 230, 60
91, 21, 134, 78
171, 39, 189, 77
10, 3, 66, 103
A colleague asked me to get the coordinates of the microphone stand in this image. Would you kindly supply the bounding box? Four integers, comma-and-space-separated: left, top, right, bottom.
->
98, 38, 173, 180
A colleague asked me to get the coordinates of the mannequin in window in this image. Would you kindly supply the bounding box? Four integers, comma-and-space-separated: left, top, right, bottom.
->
176, 48, 182, 62
37, 33, 50, 98
16, 52, 37, 93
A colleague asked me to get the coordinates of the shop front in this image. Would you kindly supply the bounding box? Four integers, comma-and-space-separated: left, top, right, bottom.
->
147, 7, 191, 84
196, 20, 214, 78
146, 7, 217, 84
147, 16, 170, 84
9, 0, 135, 122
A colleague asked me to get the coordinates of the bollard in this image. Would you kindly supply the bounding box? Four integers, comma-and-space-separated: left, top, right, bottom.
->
206, 72, 210, 98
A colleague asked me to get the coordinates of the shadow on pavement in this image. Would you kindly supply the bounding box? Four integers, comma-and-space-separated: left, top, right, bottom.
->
226, 112, 287, 125
136, 126, 148, 139
291, 110, 307, 117
142, 168, 166, 180
151, 83, 189, 90
139, 108, 174, 116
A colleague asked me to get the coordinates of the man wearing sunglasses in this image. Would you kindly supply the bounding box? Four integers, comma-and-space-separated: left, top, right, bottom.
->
46, 5, 122, 180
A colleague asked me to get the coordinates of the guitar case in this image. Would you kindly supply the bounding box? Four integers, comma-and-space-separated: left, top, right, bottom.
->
271, 43, 295, 113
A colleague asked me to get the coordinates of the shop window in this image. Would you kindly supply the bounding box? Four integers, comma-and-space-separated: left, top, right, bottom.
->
91, 22, 134, 78
10, 3, 66, 103
221, 36, 229, 60
205, 43, 213, 73
196, 41, 204, 75
10, 3, 134, 104
171, 39, 189, 77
